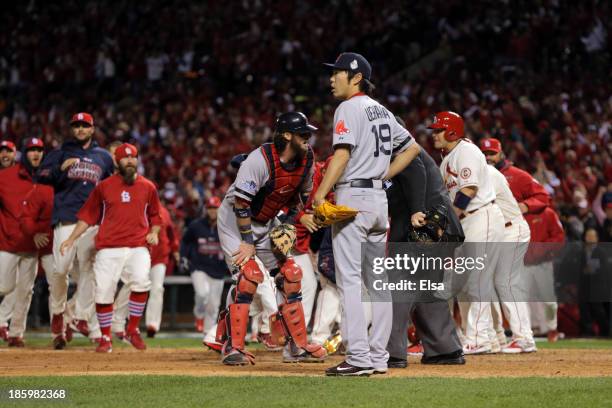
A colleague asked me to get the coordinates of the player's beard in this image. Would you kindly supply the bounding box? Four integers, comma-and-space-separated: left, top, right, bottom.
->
290, 136, 307, 162
118, 163, 137, 185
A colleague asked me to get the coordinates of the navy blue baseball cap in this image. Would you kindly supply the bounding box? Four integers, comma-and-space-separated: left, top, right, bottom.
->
324, 52, 372, 80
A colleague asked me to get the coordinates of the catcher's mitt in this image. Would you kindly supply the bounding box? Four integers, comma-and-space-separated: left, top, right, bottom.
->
269, 223, 297, 257
313, 200, 358, 226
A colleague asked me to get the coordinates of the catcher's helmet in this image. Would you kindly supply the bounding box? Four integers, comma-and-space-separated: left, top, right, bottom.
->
428, 111, 464, 141
275, 112, 318, 135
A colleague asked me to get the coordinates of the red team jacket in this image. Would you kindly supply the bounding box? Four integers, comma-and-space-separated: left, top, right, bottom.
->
0, 163, 39, 253
78, 174, 162, 249
21, 183, 55, 256
524, 207, 566, 265
150, 205, 179, 266
499, 160, 550, 214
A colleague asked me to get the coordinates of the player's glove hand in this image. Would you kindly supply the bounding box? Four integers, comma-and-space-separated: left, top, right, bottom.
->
313, 200, 358, 226
269, 223, 297, 257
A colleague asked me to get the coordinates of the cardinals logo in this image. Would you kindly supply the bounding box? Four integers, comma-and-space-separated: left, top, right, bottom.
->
334, 120, 351, 135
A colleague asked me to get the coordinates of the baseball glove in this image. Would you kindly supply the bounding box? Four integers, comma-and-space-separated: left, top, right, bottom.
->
313, 200, 358, 226
269, 223, 297, 257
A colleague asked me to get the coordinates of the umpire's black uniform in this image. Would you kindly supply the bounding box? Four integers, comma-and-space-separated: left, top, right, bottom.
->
386, 149, 464, 364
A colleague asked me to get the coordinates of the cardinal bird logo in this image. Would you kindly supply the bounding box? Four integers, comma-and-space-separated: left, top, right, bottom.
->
335, 120, 351, 135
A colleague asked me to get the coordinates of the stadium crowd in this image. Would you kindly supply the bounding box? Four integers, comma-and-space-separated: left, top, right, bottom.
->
0, 0, 610, 340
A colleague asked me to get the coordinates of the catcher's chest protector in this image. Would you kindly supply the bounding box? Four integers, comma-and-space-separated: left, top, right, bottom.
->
251, 143, 313, 223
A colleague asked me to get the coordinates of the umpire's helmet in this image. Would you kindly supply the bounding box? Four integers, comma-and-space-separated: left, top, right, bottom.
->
428, 111, 464, 141
275, 112, 318, 135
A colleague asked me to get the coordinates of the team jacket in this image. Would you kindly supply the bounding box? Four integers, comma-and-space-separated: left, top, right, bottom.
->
150, 205, 179, 266
180, 217, 228, 279
38, 140, 114, 225
77, 174, 162, 250
0, 160, 40, 253
524, 207, 565, 265
21, 183, 55, 256
497, 160, 550, 214
249, 143, 313, 223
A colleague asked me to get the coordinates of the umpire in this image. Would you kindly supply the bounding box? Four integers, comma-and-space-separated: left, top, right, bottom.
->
385, 118, 465, 367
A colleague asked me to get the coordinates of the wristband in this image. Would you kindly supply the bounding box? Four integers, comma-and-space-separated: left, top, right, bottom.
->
453, 191, 472, 210
239, 224, 254, 244
234, 206, 252, 219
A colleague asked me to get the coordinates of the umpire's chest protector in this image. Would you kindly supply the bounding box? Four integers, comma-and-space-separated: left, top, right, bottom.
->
250, 143, 313, 223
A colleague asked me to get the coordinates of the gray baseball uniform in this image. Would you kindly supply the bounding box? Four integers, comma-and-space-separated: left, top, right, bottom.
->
331, 94, 414, 370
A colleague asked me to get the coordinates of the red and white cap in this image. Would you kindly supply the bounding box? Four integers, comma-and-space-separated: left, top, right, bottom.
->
0, 140, 16, 152
70, 112, 94, 126
114, 143, 138, 162
206, 196, 222, 208
479, 137, 502, 154
25, 137, 44, 149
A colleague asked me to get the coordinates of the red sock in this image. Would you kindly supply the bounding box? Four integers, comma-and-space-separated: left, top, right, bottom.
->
96, 304, 113, 338
127, 291, 148, 333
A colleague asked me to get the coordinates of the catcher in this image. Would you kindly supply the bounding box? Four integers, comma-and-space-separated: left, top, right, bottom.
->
214, 111, 326, 365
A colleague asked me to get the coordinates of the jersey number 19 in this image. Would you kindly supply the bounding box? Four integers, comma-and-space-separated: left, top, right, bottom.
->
372, 124, 391, 157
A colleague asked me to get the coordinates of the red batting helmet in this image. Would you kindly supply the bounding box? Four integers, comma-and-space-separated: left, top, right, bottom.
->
428, 111, 464, 141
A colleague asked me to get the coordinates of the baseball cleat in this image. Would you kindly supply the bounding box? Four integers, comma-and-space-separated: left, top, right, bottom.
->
0, 326, 8, 342
547, 330, 560, 343
421, 349, 466, 365
221, 342, 254, 365
7, 337, 25, 348
125, 329, 147, 350
325, 361, 374, 377
114, 331, 125, 341
65, 323, 73, 342
146, 326, 157, 338
257, 332, 282, 351
501, 340, 537, 354
95, 336, 113, 353
407, 342, 424, 356
372, 367, 388, 375
53, 335, 66, 350
282, 342, 326, 363
70, 319, 90, 337
203, 340, 223, 353
463, 344, 492, 355
387, 356, 408, 368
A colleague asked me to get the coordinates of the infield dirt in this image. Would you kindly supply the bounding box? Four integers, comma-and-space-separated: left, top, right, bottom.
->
2, 347, 611, 378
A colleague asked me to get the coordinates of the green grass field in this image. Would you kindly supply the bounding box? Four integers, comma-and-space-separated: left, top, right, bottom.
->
1, 376, 612, 408
2, 338, 612, 407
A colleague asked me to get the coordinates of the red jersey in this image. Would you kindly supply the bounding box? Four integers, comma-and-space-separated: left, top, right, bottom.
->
499, 160, 550, 214
524, 207, 565, 265
150, 205, 179, 266
78, 174, 163, 249
21, 183, 55, 255
0, 163, 37, 253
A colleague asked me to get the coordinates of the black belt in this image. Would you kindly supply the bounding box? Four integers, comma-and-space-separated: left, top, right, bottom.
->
505, 221, 512, 228
345, 179, 383, 188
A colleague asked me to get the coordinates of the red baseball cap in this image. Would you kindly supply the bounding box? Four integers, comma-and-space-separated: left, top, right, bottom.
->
206, 196, 222, 208
70, 112, 94, 126
25, 137, 44, 149
114, 143, 138, 162
479, 138, 502, 154
0, 140, 16, 152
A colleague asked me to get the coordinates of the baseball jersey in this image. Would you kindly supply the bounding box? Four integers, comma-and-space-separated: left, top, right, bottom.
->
77, 174, 162, 249
498, 160, 550, 214
150, 205, 179, 266
21, 183, 55, 255
180, 217, 227, 279
332, 93, 414, 182
0, 163, 37, 252
487, 165, 522, 223
224, 148, 313, 206
440, 140, 495, 212
38, 140, 114, 225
